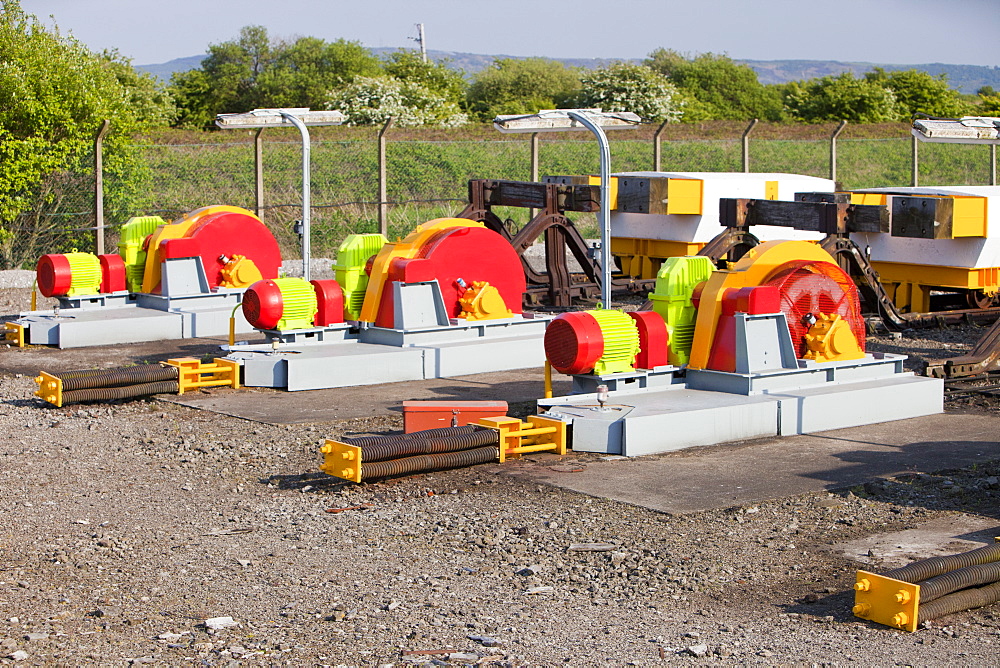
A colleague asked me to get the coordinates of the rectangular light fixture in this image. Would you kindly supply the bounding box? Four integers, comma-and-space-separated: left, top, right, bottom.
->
215, 108, 346, 129
912, 117, 1000, 144
493, 109, 642, 134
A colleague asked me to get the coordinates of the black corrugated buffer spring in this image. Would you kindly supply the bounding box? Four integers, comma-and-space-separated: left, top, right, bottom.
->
360, 446, 500, 479
334, 425, 502, 481
62, 380, 180, 404
342, 426, 498, 463
343, 425, 480, 449
882, 542, 1000, 623
58, 365, 179, 391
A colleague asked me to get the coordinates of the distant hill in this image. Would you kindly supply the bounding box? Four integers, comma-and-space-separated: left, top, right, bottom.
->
741, 59, 1000, 94
137, 50, 1000, 95
137, 55, 205, 81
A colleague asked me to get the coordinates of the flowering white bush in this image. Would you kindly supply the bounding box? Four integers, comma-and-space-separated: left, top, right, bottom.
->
327, 76, 468, 127
573, 63, 683, 123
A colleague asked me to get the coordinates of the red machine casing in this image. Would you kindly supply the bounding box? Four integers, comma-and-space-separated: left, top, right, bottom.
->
707, 286, 781, 372
627, 311, 669, 369
99, 254, 126, 293
311, 280, 344, 326
157, 210, 281, 292
373, 226, 525, 329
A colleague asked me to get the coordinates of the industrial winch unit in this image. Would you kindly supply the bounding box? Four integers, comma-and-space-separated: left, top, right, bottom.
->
536, 239, 943, 456
224, 218, 551, 391
6, 205, 281, 348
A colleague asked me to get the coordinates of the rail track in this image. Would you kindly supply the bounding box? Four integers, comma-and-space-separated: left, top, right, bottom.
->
943, 374, 1000, 400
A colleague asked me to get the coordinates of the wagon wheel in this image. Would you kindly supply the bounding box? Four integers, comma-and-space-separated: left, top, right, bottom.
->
965, 289, 997, 310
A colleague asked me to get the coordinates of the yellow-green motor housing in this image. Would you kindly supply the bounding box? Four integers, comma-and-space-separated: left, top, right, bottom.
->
334, 233, 388, 320
588, 309, 640, 375
649, 256, 715, 366
118, 215, 165, 293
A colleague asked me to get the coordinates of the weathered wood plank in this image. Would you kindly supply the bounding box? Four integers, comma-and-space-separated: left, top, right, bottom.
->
617, 176, 670, 215
719, 198, 888, 234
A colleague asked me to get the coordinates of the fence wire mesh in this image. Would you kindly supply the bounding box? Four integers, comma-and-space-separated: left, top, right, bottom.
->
4, 131, 998, 270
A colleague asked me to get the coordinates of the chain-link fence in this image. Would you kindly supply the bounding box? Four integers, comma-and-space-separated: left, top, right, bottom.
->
4, 127, 998, 270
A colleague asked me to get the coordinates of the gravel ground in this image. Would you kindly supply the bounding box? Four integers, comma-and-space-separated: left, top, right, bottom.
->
1, 282, 999, 666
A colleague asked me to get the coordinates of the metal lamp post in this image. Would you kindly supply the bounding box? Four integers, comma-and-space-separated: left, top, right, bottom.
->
215, 108, 345, 280
493, 109, 641, 308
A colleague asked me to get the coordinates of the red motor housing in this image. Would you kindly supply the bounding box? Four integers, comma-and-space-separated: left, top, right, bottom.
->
544, 312, 606, 375
242, 279, 284, 330
36, 254, 73, 298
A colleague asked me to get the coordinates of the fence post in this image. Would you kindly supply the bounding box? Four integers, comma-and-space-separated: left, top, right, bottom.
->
653, 119, 669, 172
93, 119, 111, 255
742, 119, 758, 173
254, 128, 265, 217
529, 132, 540, 218
911, 134, 919, 186
991, 144, 997, 186
378, 117, 394, 236
829, 120, 847, 183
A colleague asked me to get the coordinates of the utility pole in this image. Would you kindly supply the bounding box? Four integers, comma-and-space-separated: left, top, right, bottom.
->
410, 23, 427, 63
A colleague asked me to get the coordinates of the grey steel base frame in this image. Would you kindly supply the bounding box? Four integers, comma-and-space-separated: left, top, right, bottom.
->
14, 256, 258, 348
539, 355, 943, 456
15, 289, 255, 348
225, 316, 551, 391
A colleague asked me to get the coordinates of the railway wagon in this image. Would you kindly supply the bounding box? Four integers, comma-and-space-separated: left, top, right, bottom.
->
608, 172, 835, 278
847, 186, 1000, 311
606, 172, 1000, 314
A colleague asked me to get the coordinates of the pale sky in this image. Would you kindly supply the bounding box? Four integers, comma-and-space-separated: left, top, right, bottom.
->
17, 0, 1000, 67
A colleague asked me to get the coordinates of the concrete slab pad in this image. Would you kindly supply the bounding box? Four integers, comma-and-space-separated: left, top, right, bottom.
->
835, 514, 1000, 570
504, 412, 1000, 514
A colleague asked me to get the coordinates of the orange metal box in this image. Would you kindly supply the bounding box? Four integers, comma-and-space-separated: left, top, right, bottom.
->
402, 400, 508, 433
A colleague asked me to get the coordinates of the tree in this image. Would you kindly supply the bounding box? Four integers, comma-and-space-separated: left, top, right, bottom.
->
865, 68, 968, 118
571, 62, 682, 123
327, 76, 467, 127
382, 50, 466, 106
168, 26, 383, 128
978, 90, 1000, 115
466, 58, 580, 121
783, 73, 904, 123
646, 49, 784, 121
0, 0, 174, 268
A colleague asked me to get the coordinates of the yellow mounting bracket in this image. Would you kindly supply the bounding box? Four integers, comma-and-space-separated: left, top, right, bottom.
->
163, 358, 240, 394
34, 371, 64, 408
477, 415, 567, 463
457, 281, 513, 321
319, 439, 362, 483
853, 570, 920, 632
4, 322, 26, 348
